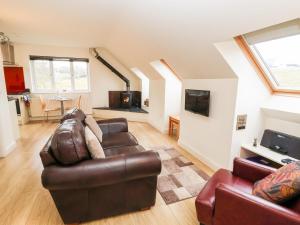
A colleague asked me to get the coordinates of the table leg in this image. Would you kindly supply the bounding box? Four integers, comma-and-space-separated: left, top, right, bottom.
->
60, 101, 64, 115
169, 118, 172, 136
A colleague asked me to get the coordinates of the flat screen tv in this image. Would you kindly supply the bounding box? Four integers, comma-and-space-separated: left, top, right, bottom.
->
185, 89, 210, 117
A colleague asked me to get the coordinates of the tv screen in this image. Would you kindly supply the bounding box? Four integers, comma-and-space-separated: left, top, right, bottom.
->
185, 89, 210, 117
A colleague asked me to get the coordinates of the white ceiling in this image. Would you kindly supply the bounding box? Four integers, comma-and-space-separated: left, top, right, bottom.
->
1, 0, 300, 79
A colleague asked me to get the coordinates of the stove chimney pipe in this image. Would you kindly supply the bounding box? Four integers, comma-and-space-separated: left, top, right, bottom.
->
91, 48, 130, 92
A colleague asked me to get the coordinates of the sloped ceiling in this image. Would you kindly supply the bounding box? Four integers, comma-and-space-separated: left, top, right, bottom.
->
1, 0, 300, 79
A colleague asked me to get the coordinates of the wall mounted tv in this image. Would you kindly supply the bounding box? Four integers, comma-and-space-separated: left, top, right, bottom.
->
185, 89, 210, 117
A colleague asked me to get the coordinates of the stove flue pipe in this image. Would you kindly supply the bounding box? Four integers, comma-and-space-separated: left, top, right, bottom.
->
91, 48, 130, 92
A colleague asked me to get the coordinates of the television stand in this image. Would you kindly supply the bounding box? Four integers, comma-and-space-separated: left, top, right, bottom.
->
241, 143, 297, 167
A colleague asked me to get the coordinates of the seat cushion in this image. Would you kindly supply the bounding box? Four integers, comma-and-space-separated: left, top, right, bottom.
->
195, 169, 253, 225
104, 145, 145, 157
101, 132, 138, 150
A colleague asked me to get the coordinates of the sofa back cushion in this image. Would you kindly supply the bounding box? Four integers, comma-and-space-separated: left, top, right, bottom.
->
85, 126, 105, 159
85, 115, 103, 142
51, 119, 90, 165
60, 107, 86, 124
40, 135, 57, 167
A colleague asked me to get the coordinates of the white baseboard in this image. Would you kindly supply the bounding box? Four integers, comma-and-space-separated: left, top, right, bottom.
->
178, 139, 220, 171
93, 109, 148, 122
147, 120, 169, 134
0, 141, 16, 157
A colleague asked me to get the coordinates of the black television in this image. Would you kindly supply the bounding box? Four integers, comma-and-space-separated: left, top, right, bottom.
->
185, 89, 210, 117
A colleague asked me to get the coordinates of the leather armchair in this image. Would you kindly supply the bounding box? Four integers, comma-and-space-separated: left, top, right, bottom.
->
195, 158, 300, 225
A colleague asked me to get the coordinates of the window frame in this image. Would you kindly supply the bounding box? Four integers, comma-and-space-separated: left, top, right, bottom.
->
235, 35, 300, 95
30, 56, 91, 94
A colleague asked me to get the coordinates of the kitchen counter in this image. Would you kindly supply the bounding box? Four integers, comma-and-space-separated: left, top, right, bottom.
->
8, 96, 17, 101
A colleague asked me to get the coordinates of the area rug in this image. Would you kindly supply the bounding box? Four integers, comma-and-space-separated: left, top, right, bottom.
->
152, 146, 210, 205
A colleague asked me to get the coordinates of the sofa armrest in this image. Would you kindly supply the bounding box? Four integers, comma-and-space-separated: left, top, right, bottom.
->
214, 184, 300, 225
233, 157, 277, 183
41, 151, 161, 191
97, 118, 128, 134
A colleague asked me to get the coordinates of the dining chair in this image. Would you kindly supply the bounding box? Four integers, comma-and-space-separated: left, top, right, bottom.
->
75, 95, 82, 109
65, 95, 82, 110
40, 95, 61, 121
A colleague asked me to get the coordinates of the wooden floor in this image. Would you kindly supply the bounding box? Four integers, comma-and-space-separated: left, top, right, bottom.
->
0, 121, 214, 225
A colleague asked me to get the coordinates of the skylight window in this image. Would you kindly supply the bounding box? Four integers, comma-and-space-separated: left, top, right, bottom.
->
241, 19, 300, 93
251, 34, 300, 89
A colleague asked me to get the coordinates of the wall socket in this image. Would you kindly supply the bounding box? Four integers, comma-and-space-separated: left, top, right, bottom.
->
236, 114, 247, 130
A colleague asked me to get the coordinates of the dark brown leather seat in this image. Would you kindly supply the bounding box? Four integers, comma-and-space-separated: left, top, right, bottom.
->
40, 108, 161, 224
104, 145, 145, 157
195, 158, 300, 225
101, 132, 138, 149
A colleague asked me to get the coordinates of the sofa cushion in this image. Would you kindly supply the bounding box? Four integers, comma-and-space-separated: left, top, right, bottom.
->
60, 108, 86, 124
51, 119, 90, 165
85, 126, 105, 159
85, 115, 103, 142
101, 132, 138, 150
104, 145, 145, 157
195, 169, 253, 225
253, 161, 300, 203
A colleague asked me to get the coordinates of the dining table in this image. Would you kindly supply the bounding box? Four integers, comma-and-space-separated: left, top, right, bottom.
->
49, 96, 73, 115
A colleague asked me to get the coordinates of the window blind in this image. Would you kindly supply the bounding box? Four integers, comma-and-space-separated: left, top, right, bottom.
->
29, 55, 89, 62
244, 18, 300, 45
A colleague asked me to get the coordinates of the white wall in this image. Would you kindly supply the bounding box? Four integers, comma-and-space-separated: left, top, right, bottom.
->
164, 78, 182, 131
179, 78, 238, 170
261, 95, 300, 137
14, 43, 141, 111
264, 117, 300, 137
215, 40, 271, 168
148, 79, 166, 132
131, 67, 150, 110
150, 60, 182, 133
0, 50, 16, 157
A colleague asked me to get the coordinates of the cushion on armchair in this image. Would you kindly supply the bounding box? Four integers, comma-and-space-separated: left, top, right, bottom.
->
253, 161, 300, 203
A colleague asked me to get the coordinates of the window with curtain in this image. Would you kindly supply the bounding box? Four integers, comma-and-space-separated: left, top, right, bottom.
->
243, 19, 300, 91
30, 56, 90, 93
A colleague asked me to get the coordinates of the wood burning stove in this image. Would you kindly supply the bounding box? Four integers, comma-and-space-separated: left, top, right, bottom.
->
120, 92, 133, 108
109, 91, 141, 109
91, 48, 143, 111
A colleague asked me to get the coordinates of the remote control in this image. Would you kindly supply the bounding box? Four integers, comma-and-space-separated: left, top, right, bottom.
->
281, 158, 295, 164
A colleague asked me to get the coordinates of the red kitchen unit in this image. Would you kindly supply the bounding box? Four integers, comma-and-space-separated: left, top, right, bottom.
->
4, 66, 25, 94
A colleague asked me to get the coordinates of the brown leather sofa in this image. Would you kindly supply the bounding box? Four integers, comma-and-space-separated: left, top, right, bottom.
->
195, 158, 300, 225
40, 108, 161, 224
